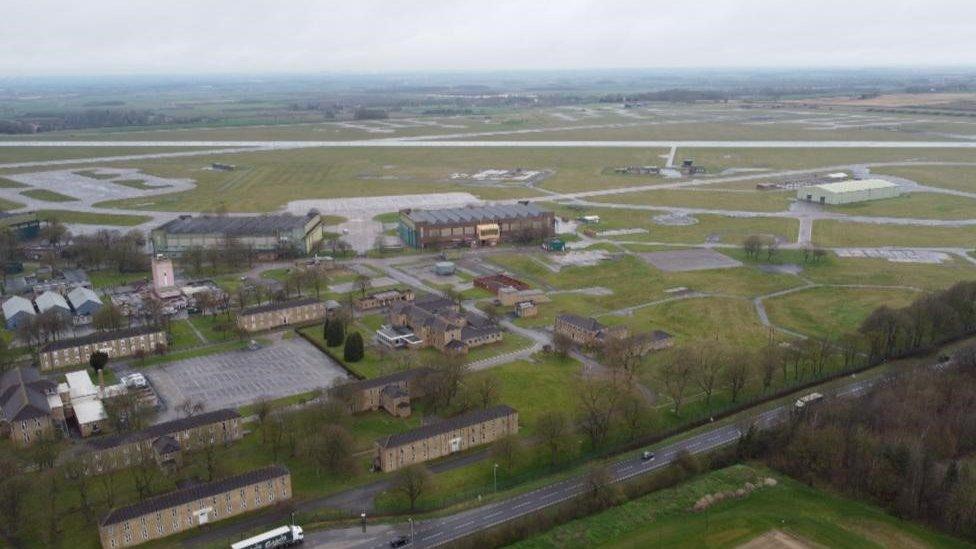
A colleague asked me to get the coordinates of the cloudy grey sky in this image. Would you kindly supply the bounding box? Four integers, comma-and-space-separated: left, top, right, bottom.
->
3, 0, 975, 75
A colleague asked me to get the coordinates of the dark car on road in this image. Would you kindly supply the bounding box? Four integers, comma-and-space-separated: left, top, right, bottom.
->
390, 536, 410, 547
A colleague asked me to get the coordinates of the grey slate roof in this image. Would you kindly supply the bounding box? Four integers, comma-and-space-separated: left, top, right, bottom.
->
151, 435, 181, 455
556, 313, 604, 332
2, 295, 35, 319
156, 215, 310, 236
40, 325, 163, 353
240, 297, 320, 316
100, 464, 289, 526
403, 204, 548, 226
86, 408, 240, 450
377, 405, 516, 449
0, 367, 55, 422
35, 291, 70, 314
342, 368, 432, 392
68, 287, 102, 311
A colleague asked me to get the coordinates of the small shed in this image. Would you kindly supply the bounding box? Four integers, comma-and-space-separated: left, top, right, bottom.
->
434, 261, 456, 276
2, 295, 36, 329
68, 287, 103, 317
543, 238, 565, 252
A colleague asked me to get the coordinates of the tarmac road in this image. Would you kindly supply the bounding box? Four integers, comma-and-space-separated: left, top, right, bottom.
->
300, 369, 890, 548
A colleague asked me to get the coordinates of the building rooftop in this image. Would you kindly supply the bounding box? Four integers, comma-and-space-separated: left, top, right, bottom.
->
402, 203, 549, 226
68, 286, 102, 308
812, 178, 899, 194
35, 291, 70, 313
155, 214, 314, 236
0, 367, 55, 423
377, 405, 516, 449
2, 295, 35, 319
556, 313, 604, 333
342, 368, 432, 392
240, 297, 320, 316
86, 408, 240, 451
40, 325, 163, 353
100, 464, 289, 526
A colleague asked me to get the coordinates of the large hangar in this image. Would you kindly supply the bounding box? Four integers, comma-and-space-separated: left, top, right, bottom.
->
797, 179, 902, 205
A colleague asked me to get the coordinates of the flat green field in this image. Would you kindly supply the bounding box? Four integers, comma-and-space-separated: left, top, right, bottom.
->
0, 146, 212, 164
0, 196, 24, 210
764, 287, 922, 338
20, 188, 79, 202
802, 256, 976, 290
875, 165, 976, 194
826, 192, 976, 220
36, 209, 152, 226
812, 219, 976, 247
548, 203, 798, 245
590, 188, 793, 212
513, 464, 969, 549
86, 147, 682, 212
674, 148, 976, 174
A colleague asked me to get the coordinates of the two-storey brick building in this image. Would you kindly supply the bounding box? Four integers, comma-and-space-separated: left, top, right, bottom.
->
236, 297, 325, 332
38, 326, 167, 371
98, 465, 291, 548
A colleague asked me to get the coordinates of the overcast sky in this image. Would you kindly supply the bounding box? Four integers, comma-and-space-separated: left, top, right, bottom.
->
3, 0, 975, 75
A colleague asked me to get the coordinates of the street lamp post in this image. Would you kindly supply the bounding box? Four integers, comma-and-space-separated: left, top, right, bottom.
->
493, 463, 499, 492
409, 517, 414, 541
361, 510, 367, 533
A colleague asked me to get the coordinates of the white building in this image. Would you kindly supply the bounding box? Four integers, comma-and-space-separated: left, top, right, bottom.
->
797, 179, 902, 205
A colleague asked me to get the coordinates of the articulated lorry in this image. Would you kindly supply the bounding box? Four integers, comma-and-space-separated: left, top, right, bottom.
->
231, 525, 304, 549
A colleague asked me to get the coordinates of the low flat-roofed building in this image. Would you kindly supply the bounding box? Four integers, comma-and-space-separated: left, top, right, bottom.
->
375, 405, 518, 472
354, 288, 415, 311
38, 326, 167, 371
98, 464, 291, 548
150, 213, 324, 257
236, 297, 325, 332
797, 178, 901, 205
398, 203, 555, 249
3, 295, 35, 329
82, 409, 242, 475
62, 370, 109, 437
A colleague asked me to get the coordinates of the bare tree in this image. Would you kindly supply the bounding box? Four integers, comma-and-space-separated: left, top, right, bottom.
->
723, 354, 751, 403
618, 390, 650, 439
177, 399, 206, 418
305, 424, 354, 477
355, 274, 372, 297
601, 335, 649, 384
470, 373, 500, 409
575, 378, 619, 448
659, 347, 694, 415
393, 464, 432, 512
490, 434, 523, 472
552, 332, 574, 358
536, 410, 574, 466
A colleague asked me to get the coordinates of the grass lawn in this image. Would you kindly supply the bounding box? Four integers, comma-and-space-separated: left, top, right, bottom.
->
875, 165, 976, 194
86, 269, 149, 289
0, 176, 26, 188
189, 314, 237, 342
590, 188, 794, 213
168, 319, 205, 348
826, 192, 976, 220
468, 355, 580, 436
764, 287, 922, 338
513, 464, 969, 549
74, 169, 124, 180
37, 209, 152, 226
545, 202, 797, 246
0, 146, 209, 164
812, 219, 976, 248
674, 147, 976, 174
20, 188, 80, 202
616, 296, 774, 351
373, 212, 400, 223
112, 178, 155, 190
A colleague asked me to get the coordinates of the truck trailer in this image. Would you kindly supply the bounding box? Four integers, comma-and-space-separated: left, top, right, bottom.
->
231, 525, 304, 549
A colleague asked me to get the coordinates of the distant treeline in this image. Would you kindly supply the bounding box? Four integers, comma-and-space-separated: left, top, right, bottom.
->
0, 109, 209, 134
599, 89, 727, 103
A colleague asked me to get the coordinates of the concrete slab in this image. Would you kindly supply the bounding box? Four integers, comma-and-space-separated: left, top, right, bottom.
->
640, 248, 743, 272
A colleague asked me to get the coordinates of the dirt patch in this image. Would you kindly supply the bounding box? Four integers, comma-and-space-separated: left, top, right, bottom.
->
549, 250, 611, 268
840, 519, 929, 549
737, 530, 818, 549
640, 248, 743, 272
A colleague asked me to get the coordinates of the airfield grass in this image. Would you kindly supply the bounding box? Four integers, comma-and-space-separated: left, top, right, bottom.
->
512, 464, 969, 549
0, 176, 26, 188
87, 269, 149, 289
801, 256, 976, 290
589, 188, 794, 212
79, 147, 671, 212
0, 196, 24, 210
674, 147, 976, 174
0, 146, 212, 164
74, 169, 119, 180
875, 165, 976, 194
20, 188, 79, 202
763, 287, 922, 339
545, 203, 798, 245
112, 178, 156, 190
36, 209, 152, 226
826, 191, 976, 220
812, 219, 976, 247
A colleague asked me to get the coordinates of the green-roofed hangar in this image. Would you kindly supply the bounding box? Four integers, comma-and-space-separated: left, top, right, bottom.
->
797, 178, 902, 205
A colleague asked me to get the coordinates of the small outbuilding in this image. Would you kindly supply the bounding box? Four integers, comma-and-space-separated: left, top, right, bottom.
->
2, 296, 36, 329
797, 179, 901, 205
434, 261, 456, 276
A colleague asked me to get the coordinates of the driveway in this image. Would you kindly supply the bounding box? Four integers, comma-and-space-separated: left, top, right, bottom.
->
145, 337, 348, 422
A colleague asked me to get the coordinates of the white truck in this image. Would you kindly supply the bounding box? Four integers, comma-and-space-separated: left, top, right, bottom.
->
231, 525, 304, 549
793, 392, 824, 410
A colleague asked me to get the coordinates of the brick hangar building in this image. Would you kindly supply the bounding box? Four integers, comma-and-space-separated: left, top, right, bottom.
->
397, 203, 555, 249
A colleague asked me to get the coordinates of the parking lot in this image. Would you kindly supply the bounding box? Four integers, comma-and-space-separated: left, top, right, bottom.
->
144, 337, 348, 422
